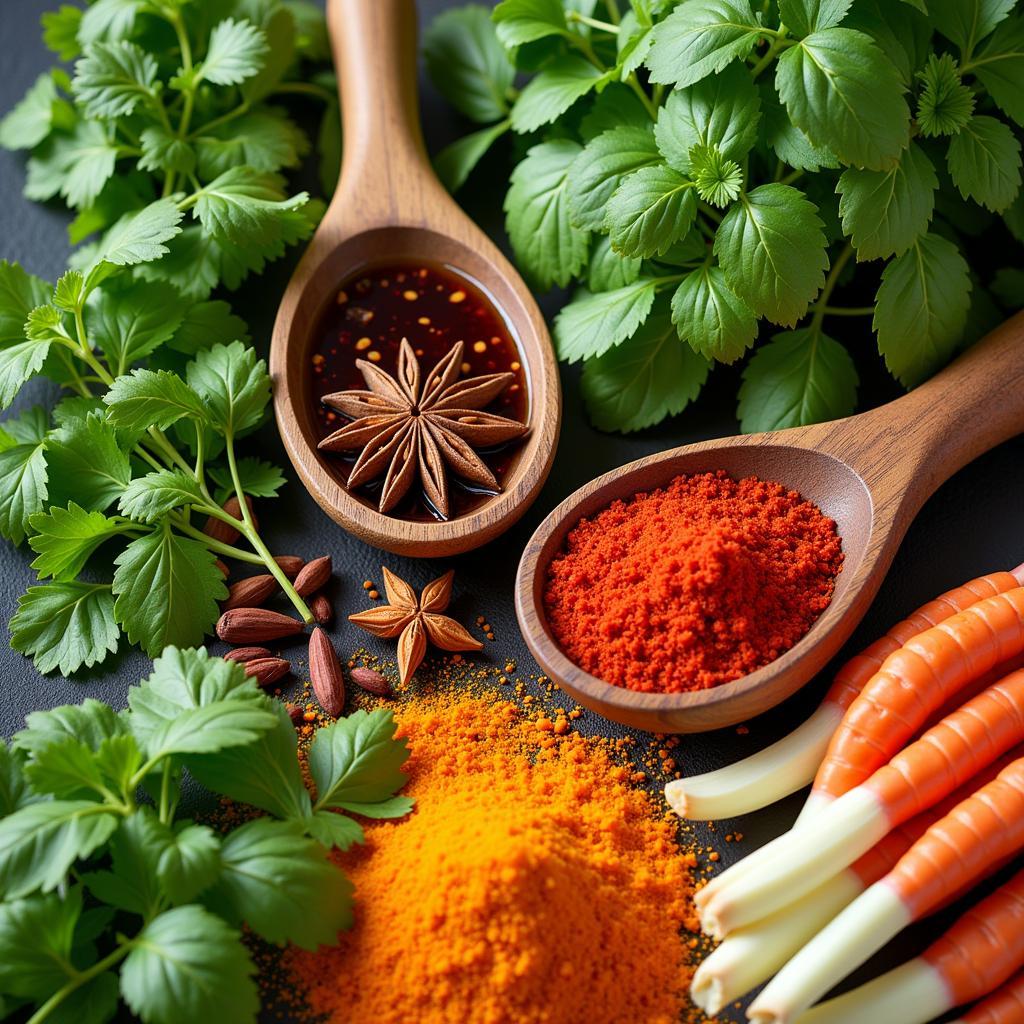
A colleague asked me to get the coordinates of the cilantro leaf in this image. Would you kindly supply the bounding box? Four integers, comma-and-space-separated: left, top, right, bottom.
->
194, 107, 308, 179
930, 0, 1014, 53
305, 809, 366, 848
646, 0, 761, 89
103, 368, 208, 432
86, 198, 184, 286
607, 164, 698, 258
157, 823, 221, 905
15, 699, 126, 757
916, 54, 975, 137
580, 303, 710, 432
587, 234, 642, 291
567, 125, 661, 232
197, 19, 269, 87
45, 412, 131, 512
138, 125, 196, 176
510, 57, 607, 134
778, 0, 853, 36
119, 470, 208, 523
424, 5, 515, 123
655, 63, 760, 174
78, 0, 145, 45
208, 458, 285, 503
0, 338, 52, 410
672, 264, 757, 363
168, 300, 250, 355
714, 183, 828, 326
112, 523, 227, 657
434, 120, 511, 192
28, 503, 128, 580
554, 280, 659, 362
973, 15, 1024, 126
186, 341, 269, 437
0, 261, 51, 345
83, 808, 168, 916
72, 41, 158, 120
24, 738, 107, 800
0, 741, 33, 816
738, 326, 859, 430
775, 28, 910, 170
26, 120, 120, 210
874, 232, 971, 387
0, 888, 81, 1001
205, 818, 353, 949
120, 906, 258, 1024
837, 141, 937, 259
946, 115, 1023, 212
9, 582, 119, 675
87, 280, 186, 375
0, 440, 48, 545
42, 6, 83, 62
504, 140, 589, 290
492, 0, 568, 47
0, 74, 60, 151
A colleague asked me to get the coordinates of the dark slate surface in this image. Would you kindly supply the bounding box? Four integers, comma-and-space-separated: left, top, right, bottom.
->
0, 1, 1022, 1021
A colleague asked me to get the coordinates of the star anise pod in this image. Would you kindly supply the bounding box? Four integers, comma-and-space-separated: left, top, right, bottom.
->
318, 338, 527, 519
348, 567, 483, 685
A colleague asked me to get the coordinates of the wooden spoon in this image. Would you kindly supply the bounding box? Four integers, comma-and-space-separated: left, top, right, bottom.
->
516, 315, 1024, 733
270, 0, 560, 557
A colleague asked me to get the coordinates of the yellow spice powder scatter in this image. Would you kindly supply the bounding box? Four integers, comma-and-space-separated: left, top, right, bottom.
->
285, 690, 701, 1024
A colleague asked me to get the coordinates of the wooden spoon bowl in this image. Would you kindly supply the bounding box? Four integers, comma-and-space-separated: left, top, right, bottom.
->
516, 315, 1024, 733
271, 0, 560, 557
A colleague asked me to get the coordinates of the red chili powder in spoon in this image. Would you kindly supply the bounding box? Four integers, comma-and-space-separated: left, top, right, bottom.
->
542, 471, 843, 694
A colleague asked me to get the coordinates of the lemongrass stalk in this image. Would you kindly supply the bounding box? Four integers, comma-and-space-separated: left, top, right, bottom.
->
666, 703, 844, 821
691, 870, 861, 1015
700, 787, 888, 938
793, 959, 947, 1024
747, 883, 912, 1024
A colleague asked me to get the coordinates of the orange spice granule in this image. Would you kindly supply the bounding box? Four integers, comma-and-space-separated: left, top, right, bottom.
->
543, 471, 843, 694
284, 689, 702, 1024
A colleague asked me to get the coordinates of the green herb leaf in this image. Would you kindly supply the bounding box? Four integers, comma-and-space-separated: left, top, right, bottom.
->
738, 326, 858, 430
761, 83, 840, 172
138, 125, 196, 176
197, 18, 269, 87
120, 905, 258, 1024
168, 300, 250, 356
205, 818, 353, 949
87, 197, 184, 281
42, 6, 82, 61
28, 503, 128, 581
689, 144, 743, 206
580, 303, 710, 432
845, 0, 931, 86
607, 164, 697, 258
103, 368, 208, 432
24, 738, 107, 799
0, 338, 52, 411
492, 0, 568, 47
25, 120, 119, 210
83, 808, 168, 916
874, 232, 972, 387
435, 120, 511, 192
930, 0, 1014, 53
646, 0, 761, 88
194, 108, 308, 180
504, 140, 589, 290
119, 470, 208, 523
45, 412, 132, 513
554, 280, 659, 362
208, 458, 285, 503
965, 15, 1024, 126
305, 808, 366, 848
0, 888, 81, 1000
186, 341, 269, 437
671, 264, 757, 363
946, 115, 1023, 212
112, 524, 227, 657
837, 141, 937, 259
775, 28, 910, 170
9, 582, 119, 675
0, 74, 60, 151
0, 440, 49, 545
778, 0, 853, 36
424, 5, 515, 123
15, 699, 126, 756
78, 0, 145, 45
155, 823, 222, 905
72, 40, 158, 120
655, 64, 760, 174
0, 261, 51, 345
88, 281, 185, 375
567, 125, 661, 232
334, 796, 415, 820
510, 56, 607, 134
916, 53, 975, 137
714, 183, 828, 325
587, 234, 643, 291
0, 741, 33, 816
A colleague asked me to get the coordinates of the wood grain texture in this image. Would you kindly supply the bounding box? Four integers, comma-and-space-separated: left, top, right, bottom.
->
270, 0, 560, 557
516, 313, 1024, 733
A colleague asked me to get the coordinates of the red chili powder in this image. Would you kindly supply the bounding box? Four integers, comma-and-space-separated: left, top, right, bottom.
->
542, 471, 843, 694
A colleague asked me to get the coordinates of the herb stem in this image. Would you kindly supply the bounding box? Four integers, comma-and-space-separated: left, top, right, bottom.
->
603, 0, 621, 24
136, 444, 168, 474
27, 944, 131, 1024
158, 761, 172, 823
170, 515, 264, 565
626, 74, 659, 120
698, 201, 723, 224
750, 33, 792, 78
271, 81, 335, 103
568, 11, 620, 33
188, 100, 250, 139
820, 304, 875, 317
811, 243, 854, 331
778, 168, 804, 187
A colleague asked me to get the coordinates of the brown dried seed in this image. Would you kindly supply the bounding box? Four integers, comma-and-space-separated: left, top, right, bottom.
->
311, 592, 333, 624
215, 559, 230, 578
224, 646, 272, 663
203, 496, 257, 545
274, 555, 305, 578
294, 555, 332, 597
308, 627, 345, 718
223, 574, 278, 611
350, 666, 392, 697
243, 656, 291, 688
285, 702, 305, 726
216, 608, 305, 643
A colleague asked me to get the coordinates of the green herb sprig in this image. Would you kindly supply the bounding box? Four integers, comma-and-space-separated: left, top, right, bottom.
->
0, 1, 341, 674
426, 0, 1024, 433
0, 646, 412, 1024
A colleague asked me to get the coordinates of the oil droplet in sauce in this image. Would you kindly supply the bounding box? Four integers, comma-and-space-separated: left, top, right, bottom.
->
309, 261, 528, 522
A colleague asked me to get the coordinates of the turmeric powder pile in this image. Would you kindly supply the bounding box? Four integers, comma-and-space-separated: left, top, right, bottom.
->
283, 687, 702, 1024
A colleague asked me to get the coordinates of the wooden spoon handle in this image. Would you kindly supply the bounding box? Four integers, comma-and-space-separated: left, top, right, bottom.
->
325, 0, 436, 219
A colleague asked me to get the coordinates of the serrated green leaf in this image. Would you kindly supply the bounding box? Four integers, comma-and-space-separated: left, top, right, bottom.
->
435, 120, 511, 192
194, 107, 308, 179
87, 198, 184, 286
775, 28, 910, 170
83, 809, 170, 917
158, 823, 221, 905
239, 7, 296, 104
53, 270, 85, 313
617, 10, 655, 77
93, 734, 142, 795
335, 795, 415, 819
186, 341, 269, 437
28, 503, 127, 580
24, 738, 106, 799
424, 5, 515, 123
761, 83, 840, 171
966, 15, 1024, 126
672, 264, 757, 363
554, 280, 659, 362
0, 339, 52, 410
587, 233, 642, 291
120, 906, 258, 1024
580, 303, 710, 432
168, 300, 250, 355
0, 742, 33, 816
304, 808, 366, 848
778, 0, 853, 36
103, 368, 208, 432
138, 125, 196, 176
0, 888, 81, 1001
2, 406, 50, 445
197, 18, 269, 87
738, 326, 858, 430
931, 0, 1013, 53
0, 74, 59, 151
26, 121, 120, 210
874, 232, 971, 387
0, 801, 119, 898
690, 144, 744, 206
916, 53, 975, 137
947, 114, 1022, 212
45, 412, 131, 512
205, 818, 353, 949
9, 582, 119, 675
493, 0, 568, 47
505, 140, 589, 290
42, 6, 83, 61
15, 699, 126, 757
0, 261, 51, 345
714, 183, 828, 325
837, 141, 937, 259
208, 458, 285, 503
580, 81, 651, 139
78, 0, 145, 44
112, 524, 227, 657
845, 0, 932, 85
607, 164, 698, 258
655, 64, 760, 174
0, 440, 48, 545
72, 41, 158, 120
511, 57, 607, 133
88, 280, 185, 374
119, 470, 208, 523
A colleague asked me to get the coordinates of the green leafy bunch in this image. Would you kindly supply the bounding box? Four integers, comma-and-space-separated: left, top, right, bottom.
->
0, 646, 412, 1024
0, 0, 339, 285
425, 0, 1024, 433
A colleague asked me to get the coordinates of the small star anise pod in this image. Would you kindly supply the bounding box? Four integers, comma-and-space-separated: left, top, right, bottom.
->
348, 567, 483, 685
318, 338, 527, 519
